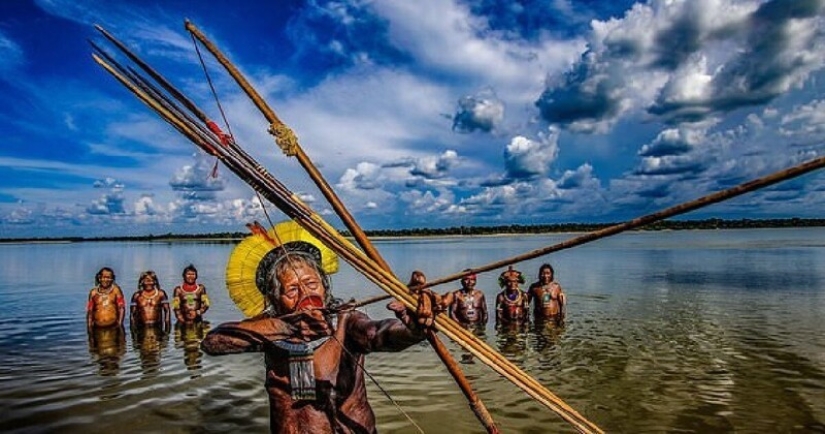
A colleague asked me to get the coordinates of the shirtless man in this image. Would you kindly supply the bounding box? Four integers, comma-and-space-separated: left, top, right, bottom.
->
449, 271, 488, 328
494, 266, 529, 326
130, 270, 171, 331
172, 264, 210, 324
527, 263, 566, 324
86, 267, 126, 329
201, 241, 436, 434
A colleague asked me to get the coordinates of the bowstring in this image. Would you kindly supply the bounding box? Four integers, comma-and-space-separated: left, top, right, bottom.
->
190, 33, 276, 230
189, 32, 423, 433
327, 330, 426, 434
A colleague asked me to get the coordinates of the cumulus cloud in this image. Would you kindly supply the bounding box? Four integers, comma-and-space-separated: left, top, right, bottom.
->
409, 150, 459, 179
93, 177, 124, 189
557, 163, 600, 190
535, 50, 628, 133
504, 127, 560, 180
638, 127, 704, 157
399, 188, 460, 215
338, 162, 384, 191
86, 190, 126, 215
538, 0, 825, 130
169, 154, 226, 201
780, 99, 825, 136
5, 205, 35, 225
134, 193, 163, 216
452, 90, 505, 133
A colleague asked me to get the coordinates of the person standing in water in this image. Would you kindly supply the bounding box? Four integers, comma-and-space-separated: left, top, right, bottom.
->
202, 240, 439, 433
86, 267, 126, 329
494, 266, 529, 326
172, 264, 210, 324
130, 270, 171, 331
527, 263, 566, 325
448, 271, 488, 330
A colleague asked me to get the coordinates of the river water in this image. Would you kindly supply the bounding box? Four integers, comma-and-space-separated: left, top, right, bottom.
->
0, 228, 823, 433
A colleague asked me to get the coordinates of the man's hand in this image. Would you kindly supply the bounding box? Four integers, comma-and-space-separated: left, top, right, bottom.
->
416, 288, 444, 328
280, 309, 332, 342
387, 289, 444, 329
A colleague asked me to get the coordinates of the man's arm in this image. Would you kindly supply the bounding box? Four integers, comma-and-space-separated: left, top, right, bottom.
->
479, 292, 489, 323
346, 310, 426, 353
161, 290, 172, 329
448, 291, 459, 321
129, 292, 139, 325
115, 287, 126, 325
201, 315, 296, 355
86, 290, 95, 329
199, 285, 210, 315
526, 284, 536, 306
172, 287, 184, 322
521, 291, 530, 320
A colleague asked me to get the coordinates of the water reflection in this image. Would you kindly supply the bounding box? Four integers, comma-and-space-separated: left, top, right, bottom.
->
457, 321, 487, 364
494, 323, 528, 360
131, 324, 169, 376
528, 320, 566, 374
174, 321, 210, 376
87, 325, 126, 376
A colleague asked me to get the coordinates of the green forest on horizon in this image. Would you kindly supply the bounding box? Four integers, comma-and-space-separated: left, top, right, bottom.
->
2, 217, 824, 243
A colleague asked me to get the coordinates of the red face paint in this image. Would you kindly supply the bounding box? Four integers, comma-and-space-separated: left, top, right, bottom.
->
296, 295, 324, 311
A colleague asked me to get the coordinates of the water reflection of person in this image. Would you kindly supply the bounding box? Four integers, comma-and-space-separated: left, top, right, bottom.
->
175, 320, 210, 374
88, 324, 126, 376
131, 323, 169, 375
494, 324, 528, 360
529, 317, 565, 356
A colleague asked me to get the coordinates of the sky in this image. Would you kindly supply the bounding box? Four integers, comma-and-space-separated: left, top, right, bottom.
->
1, 0, 825, 239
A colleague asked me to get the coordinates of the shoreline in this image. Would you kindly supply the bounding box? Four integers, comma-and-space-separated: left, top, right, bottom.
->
1, 218, 823, 244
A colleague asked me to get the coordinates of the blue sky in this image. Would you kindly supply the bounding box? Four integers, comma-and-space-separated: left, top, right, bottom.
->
2, 0, 825, 239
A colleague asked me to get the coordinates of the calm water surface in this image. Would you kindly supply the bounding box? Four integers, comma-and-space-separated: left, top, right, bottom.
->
0, 228, 824, 433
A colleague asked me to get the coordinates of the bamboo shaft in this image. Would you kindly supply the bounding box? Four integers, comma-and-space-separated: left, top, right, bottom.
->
183, 20, 501, 434
183, 20, 390, 271
92, 49, 603, 433
425, 155, 825, 289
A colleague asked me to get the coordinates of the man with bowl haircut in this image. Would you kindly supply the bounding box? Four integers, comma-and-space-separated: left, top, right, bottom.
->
202, 225, 437, 434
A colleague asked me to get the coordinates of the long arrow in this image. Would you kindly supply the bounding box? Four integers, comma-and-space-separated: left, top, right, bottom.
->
92, 48, 603, 433
182, 19, 501, 433
422, 154, 825, 289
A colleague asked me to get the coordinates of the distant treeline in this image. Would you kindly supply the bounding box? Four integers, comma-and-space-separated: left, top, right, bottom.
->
2, 218, 824, 244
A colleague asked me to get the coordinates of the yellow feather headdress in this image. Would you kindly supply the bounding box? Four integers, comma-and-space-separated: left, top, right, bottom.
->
225, 220, 339, 317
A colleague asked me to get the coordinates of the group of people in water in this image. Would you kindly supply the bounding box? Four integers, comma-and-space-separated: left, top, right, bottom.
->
85, 264, 210, 332
196, 235, 566, 433
85, 245, 564, 432
410, 262, 566, 334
